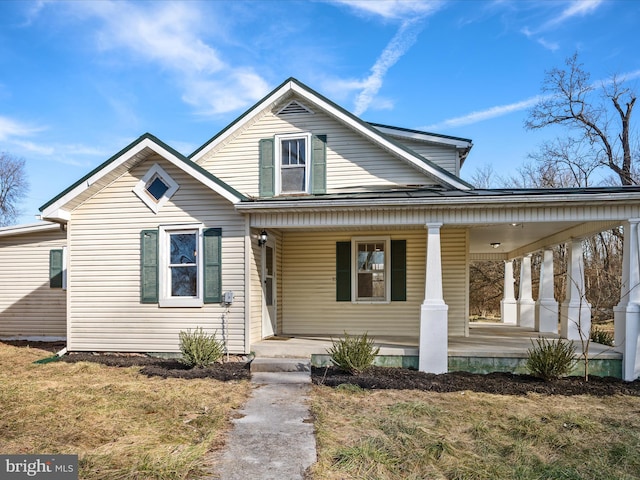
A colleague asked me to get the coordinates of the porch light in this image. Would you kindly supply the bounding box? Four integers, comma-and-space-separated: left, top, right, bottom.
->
258, 230, 268, 246
490, 242, 501, 249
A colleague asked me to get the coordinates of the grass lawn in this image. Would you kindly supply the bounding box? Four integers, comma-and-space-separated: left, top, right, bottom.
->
0, 342, 251, 479
310, 384, 640, 480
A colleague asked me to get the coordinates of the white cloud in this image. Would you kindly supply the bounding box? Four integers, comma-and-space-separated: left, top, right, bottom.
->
57, 1, 270, 115
353, 19, 424, 116
333, 0, 444, 21
423, 96, 542, 130
0, 116, 44, 141
545, 0, 603, 29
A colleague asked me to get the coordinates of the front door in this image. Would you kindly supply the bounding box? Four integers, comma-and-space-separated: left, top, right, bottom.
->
262, 241, 277, 337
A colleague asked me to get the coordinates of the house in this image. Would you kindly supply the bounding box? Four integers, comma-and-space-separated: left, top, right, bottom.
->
3, 77, 640, 381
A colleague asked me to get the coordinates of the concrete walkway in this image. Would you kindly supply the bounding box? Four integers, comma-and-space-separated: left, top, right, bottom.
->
210, 359, 316, 479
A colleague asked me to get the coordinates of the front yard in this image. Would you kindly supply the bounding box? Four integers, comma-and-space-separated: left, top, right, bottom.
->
0, 342, 251, 479
310, 381, 640, 479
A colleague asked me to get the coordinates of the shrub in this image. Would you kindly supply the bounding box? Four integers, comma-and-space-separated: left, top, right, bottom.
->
525, 337, 577, 381
179, 327, 224, 368
590, 326, 614, 346
328, 332, 380, 375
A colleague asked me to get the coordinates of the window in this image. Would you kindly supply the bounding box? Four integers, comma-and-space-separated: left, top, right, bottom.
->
141, 227, 221, 306
353, 237, 390, 302
336, 239, 405, 303
276, 133, 311, 194
133, 163, 179, 213
159, 225, 203, 307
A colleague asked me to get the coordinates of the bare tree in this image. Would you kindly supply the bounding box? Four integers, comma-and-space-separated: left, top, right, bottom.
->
0, 152, 29, 226
526, 53, 637, 185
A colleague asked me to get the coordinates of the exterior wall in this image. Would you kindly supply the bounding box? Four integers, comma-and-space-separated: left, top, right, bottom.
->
0, 228, 67, 338
67, 155, 247, 353
395, 138, 459, 176
198, 103, 437, 196
280, 228, 467, 338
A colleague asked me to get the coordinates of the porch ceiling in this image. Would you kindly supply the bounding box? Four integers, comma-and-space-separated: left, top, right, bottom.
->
469, 220, 621, 257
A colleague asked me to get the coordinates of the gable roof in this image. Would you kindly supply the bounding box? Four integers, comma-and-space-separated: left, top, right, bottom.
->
189, 77, 473, 191
40, 133, 245, 223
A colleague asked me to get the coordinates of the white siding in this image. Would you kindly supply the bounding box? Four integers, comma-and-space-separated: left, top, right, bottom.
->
198, 103, 435, 197
67, 155, 247, 353
280, 228, 468, 337
395, 138, 460, 176
0, 229, 67, 338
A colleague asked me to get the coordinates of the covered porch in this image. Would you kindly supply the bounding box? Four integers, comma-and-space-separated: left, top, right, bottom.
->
251, 324, 622, 377
241, 186, 640, 381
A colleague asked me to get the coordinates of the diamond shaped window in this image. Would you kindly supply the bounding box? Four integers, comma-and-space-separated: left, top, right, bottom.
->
133, 163, 179, 213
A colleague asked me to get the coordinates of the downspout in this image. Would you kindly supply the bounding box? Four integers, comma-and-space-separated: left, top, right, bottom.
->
33, 346, 68, 364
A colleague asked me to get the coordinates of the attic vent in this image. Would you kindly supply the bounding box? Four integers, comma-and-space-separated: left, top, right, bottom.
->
277, 101, 314, 116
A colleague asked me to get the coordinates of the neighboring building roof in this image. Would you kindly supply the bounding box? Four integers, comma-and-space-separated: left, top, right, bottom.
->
0, 221, 62, 237
189, 77, 473, 191
40, 133, 245, 222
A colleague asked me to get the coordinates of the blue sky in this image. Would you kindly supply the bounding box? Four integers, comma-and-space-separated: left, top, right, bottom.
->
1, 0, 639, 224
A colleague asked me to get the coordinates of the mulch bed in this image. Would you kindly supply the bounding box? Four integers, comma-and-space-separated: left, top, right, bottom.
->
311, 366, 640, 397
59, 353, 251, 381
9, 341, 640, 395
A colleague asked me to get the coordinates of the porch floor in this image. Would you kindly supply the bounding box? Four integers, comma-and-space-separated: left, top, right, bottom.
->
251, 323, 621, 360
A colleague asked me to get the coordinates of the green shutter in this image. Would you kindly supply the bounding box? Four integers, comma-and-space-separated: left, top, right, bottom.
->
140, 230, 159, 303
311, 134, 327, 194
259, 138, 275, 197
391, 240, 407, 301
49, 249, 64, 288
336, 241, 351, 302
203, 228, 222, 303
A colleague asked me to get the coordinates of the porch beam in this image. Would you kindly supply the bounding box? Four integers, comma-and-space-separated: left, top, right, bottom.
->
419, 223, 449, 374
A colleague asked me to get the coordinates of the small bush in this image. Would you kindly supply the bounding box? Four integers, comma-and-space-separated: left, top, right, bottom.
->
328, 332, 380, 375
590, 326, 614, 346
525, 337, 577, 381
179, 327, 224, 368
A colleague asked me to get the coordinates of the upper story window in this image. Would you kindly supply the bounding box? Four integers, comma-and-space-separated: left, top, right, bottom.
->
275, 133, 312, 194
133, 163, 179, 214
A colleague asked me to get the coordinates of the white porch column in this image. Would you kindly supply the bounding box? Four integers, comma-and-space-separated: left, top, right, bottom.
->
419, 223, 449, 374
560, 239, 592, 340
613, 219, 640, 381
517, 255, 535, 328
501, 260, 518, 325
535, 249, 559, 333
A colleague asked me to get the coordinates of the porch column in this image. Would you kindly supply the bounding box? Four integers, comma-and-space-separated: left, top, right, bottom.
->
501, 260, 518, 325
560, 239, 592, 340
517, 255, 535, 328
535, 249, 559, 333
419, 223, 449, 374
613, 219, 640, 381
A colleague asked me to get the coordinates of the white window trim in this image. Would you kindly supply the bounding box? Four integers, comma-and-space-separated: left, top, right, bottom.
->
158, 224, 203, 307
133, 163, 179, 214
275, 132, 312, 195
351, 236, 391, 304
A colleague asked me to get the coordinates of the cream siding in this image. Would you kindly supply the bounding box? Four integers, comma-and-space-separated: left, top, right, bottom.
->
0, 229, 67, 338
280, 228, 468, 337
198, 105, 435, 197
395, 138, 460, 176
67, 155, 247, 353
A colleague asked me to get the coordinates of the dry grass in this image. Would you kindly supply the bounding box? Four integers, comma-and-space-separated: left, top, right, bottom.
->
0, 342, 251, 479
310, 384, 640, 480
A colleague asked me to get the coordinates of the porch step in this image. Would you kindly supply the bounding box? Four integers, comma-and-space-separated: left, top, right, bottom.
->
250, 357, 311, 373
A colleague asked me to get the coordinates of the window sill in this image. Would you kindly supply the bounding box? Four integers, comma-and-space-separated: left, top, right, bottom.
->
159, 298, 204, 308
